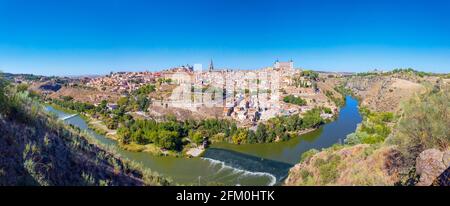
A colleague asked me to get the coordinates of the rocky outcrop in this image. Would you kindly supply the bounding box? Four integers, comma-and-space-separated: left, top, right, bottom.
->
415, 149, 450, 186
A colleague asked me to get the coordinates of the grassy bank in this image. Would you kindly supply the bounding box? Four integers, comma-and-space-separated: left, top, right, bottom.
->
44, 101, 184, 158
0, 83, 171, 185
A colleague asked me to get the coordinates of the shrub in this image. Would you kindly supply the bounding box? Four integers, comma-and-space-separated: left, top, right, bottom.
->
189, 130, 204, 144
345, 108, 394, 145
323, 107, 332, 114
156, 130, 180, 150
283, 95, 307, 106
390, 86, 450, 165
302, 108, 323, 128
300, 169, 312, 180
314, 154, 341, 185
231, 129, 247, 144
344, 133, 360, 145
16, 83, 29, 93
300, 149, 319, 162
0, 75, 8, 113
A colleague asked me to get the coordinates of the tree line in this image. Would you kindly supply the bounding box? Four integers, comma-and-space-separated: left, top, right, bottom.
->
283, 95, 307, 106
116, 107, 326, 150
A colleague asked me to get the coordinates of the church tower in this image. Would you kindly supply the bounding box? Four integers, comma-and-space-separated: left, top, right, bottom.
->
209, 59, 214, 72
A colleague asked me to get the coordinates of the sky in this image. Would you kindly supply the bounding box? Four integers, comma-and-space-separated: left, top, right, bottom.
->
1, 0, 450, 76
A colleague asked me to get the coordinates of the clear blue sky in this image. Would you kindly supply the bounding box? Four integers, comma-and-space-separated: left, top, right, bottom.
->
1, 0, 450, 76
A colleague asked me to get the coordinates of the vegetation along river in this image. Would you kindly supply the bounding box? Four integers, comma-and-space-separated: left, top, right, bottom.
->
45, 96, 362, 186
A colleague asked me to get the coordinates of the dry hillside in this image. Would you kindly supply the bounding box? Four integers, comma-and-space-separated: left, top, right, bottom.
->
346, 76, 425, 112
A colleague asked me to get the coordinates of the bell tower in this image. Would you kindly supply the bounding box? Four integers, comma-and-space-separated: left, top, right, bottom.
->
208, 59, 214, 72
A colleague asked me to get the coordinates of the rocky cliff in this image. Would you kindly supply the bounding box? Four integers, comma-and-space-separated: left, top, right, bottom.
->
346, 76, 424, 112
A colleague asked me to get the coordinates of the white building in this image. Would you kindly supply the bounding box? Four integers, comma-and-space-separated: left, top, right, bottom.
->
274, 59, 294, 71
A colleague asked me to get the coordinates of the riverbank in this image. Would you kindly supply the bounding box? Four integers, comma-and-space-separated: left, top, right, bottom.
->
47, 98, 348, 161
44, 102, 90, 122
88, 119, 118, 139
45, 102, 182, 157
44, 95, 362, 185
119, 142, 182, 156
87, 117, 183, 157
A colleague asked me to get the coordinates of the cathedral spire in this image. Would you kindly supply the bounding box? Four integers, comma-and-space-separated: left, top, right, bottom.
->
209, 59, 214, 72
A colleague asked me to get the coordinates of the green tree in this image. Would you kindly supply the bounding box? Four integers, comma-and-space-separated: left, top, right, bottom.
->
144, 130, 159, 143
232, 129, 247, 144
247, 130, 257, 143
106, 117, 118, 130
283, 95, 307, 106
255, 123, 267, 143
117, 96, 129, 107
0, 74, 8, 113
230, 123, 238, 137
131, 129, 146, 144
136, 94, 150, 111
157, 130, 180, 150
302, 108, 323, 128
274, 124, 286, 138
117, 127, 131, 144
190, 130, 204, 144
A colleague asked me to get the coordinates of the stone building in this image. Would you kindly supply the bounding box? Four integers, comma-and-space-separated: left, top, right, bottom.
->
274, 59, 294, 71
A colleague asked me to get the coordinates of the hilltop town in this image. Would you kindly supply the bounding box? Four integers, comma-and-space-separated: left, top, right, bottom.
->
20, 60, 344, 127
3, 62, 449, 187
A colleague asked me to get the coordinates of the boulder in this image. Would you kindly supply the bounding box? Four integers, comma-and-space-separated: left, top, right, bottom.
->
415, 149, 449, 186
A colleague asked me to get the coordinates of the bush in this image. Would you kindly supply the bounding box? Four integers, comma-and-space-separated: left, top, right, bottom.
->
300, 149, 319, 162
283, 95, 307, 106
255, 123, 267, 143
323, 107, 332, 114
300, 169, 312, 180
344, 133, 361, 145
133, 84, 156, 95
157, 131, 180, 150
390, 86, 450, 164
231, 129, 247, 144
189, 130, 204, 144
302, 108, 323, 128
314, 154, 341, 184
345, 108, 394, 145
0, 75, 8, 113
325, 90, 345, 107
247, 130, 257, 144
16, 83, 29, 93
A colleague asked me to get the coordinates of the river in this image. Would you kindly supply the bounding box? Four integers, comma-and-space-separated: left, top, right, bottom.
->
44, 95, 362, 186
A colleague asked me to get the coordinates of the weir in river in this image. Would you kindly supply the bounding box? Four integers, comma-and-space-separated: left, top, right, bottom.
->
59, 114, 78, 120
202, 148, 293, 185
